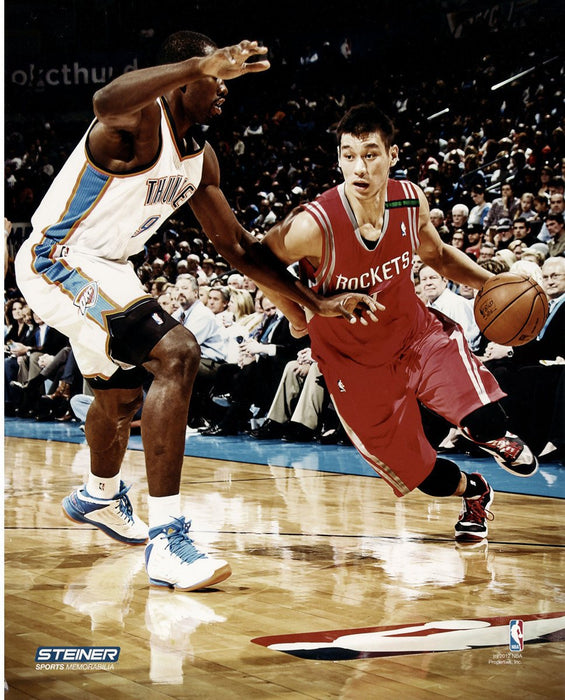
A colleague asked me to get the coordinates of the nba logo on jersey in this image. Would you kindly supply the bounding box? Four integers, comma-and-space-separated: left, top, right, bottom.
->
73, 282, 99, 315
401, 222, 407, 236
509, 619, 524, 651
337, 379, 346, 393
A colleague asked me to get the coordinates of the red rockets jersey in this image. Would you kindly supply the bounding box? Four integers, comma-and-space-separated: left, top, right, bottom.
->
302, 178, 431, 369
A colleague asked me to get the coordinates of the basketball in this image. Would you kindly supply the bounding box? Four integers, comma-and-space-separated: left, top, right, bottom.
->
474, 273, 549, 346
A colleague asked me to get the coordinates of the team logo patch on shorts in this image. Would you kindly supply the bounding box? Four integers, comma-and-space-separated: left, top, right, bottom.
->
74, 281, 99, 315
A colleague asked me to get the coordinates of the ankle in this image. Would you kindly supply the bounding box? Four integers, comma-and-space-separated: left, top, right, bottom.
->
86, 473, 121, 499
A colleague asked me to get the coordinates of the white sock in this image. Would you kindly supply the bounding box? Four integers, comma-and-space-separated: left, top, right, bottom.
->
86, 473, 121, 499
147, 494, 182, 531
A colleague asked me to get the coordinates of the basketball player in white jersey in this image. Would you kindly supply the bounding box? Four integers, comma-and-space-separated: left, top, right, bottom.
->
15, 32, 378, 591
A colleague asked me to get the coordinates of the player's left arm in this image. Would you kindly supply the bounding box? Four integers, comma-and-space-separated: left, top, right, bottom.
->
415, 185, 493, 290
189, 145, 320, 324
190, 146, 381, 328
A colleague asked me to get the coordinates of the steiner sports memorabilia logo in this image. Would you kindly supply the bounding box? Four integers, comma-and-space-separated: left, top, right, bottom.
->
73, 281, 99, 315
35, 646, 120, 671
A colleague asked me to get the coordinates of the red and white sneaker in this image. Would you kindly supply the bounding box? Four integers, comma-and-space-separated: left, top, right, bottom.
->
454, 473, 494, 543
458, 429, 538, 477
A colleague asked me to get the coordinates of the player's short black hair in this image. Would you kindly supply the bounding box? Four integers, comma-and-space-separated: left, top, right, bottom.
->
336, 103, 396, 150
158, 31, 217, 64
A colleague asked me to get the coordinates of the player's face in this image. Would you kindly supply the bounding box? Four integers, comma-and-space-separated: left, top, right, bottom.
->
338, 132, 398, 201
184, 75, 228, 123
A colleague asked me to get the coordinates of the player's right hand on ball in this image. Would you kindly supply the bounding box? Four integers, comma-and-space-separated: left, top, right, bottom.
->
320, 293, 384, 325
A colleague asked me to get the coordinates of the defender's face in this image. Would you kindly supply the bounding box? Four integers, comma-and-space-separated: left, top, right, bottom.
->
184, 76, 227, 123
338, 131, 398, 201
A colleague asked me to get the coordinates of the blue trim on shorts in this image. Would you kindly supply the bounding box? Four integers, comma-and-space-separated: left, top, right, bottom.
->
31, 165, 117, 327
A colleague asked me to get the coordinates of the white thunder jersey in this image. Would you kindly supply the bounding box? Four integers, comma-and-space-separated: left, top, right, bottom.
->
28, 97, 204, 261
15, 97, 205, 378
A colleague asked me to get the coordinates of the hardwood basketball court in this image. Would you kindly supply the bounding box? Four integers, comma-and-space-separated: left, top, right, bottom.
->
4, 422, 565, 698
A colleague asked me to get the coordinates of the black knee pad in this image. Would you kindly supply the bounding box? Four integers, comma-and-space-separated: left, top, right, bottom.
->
418, 457, 462, 497
106, 297, 179, 367
460, 402, 508, 443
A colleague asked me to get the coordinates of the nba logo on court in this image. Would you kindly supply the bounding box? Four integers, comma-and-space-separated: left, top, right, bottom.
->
509, 619, 524, 651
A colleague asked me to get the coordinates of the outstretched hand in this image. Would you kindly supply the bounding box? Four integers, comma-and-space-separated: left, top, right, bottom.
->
203, 40, 270, 80
319, 293, 384, 325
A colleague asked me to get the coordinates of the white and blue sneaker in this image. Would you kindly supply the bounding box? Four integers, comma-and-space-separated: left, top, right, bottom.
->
62, 482, 149, 545
145, 516, 231, 591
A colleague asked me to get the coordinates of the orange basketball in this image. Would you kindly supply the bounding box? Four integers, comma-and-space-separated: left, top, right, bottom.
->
474, 273, 549, 346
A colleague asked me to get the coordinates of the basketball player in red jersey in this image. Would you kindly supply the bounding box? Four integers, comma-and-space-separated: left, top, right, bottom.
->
263, 103, 538, 542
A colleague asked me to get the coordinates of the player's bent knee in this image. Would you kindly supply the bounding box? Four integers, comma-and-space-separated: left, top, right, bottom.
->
107, 297, 180, 368
460, 402, 508, 443
147, 327, 200, 385
418, 457, 462, 497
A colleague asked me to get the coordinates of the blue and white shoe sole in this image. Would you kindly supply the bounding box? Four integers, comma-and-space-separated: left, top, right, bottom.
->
62, 497, 148, 545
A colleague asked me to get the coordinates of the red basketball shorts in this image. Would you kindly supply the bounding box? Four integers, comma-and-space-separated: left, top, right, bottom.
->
319, 312, 505, 497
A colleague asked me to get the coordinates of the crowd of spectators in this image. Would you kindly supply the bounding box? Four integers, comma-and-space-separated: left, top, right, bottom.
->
4, 24, 565, 461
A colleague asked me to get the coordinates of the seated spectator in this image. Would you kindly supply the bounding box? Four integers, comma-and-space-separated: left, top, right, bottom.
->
508, 260, 544, 286
242, 275, 258, 298
545, 213, 565, 257
493, 248, 517, 270
207, 285, 232, 326
172, 274, 227, 429
468, 184, 491, 229
227, 273, 245, 289
157, 288, 180, 316
537, 193, 564, 243
449, 203, 469, 236
484, 182, 521, 233
477, 241, 496, 263
5, 312, 67, 415
450, 229, 466, 251
418, 265, 481, 352
197, 285, 211, 307
492, 218, 515, 250
203, 297, 308, 435
465, 224, 484, 258
508, 239, 526, 260
483, 256, 565, 460
220, 288, 256, 363
10, 345, 72, 418
511, 217, 538, 248
516, 192, 537, 222
250, 348, 324, 442
429, 208, 450, 242
520, 245, 547, 267
200, 257, 216, 281
35, 347, 85, 421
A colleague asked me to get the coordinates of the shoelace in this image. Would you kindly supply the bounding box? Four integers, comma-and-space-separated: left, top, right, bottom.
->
163, 516, 207, 564
115, 484, 135, 524
488, 437, 521, 460
463, 496, 494, 524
